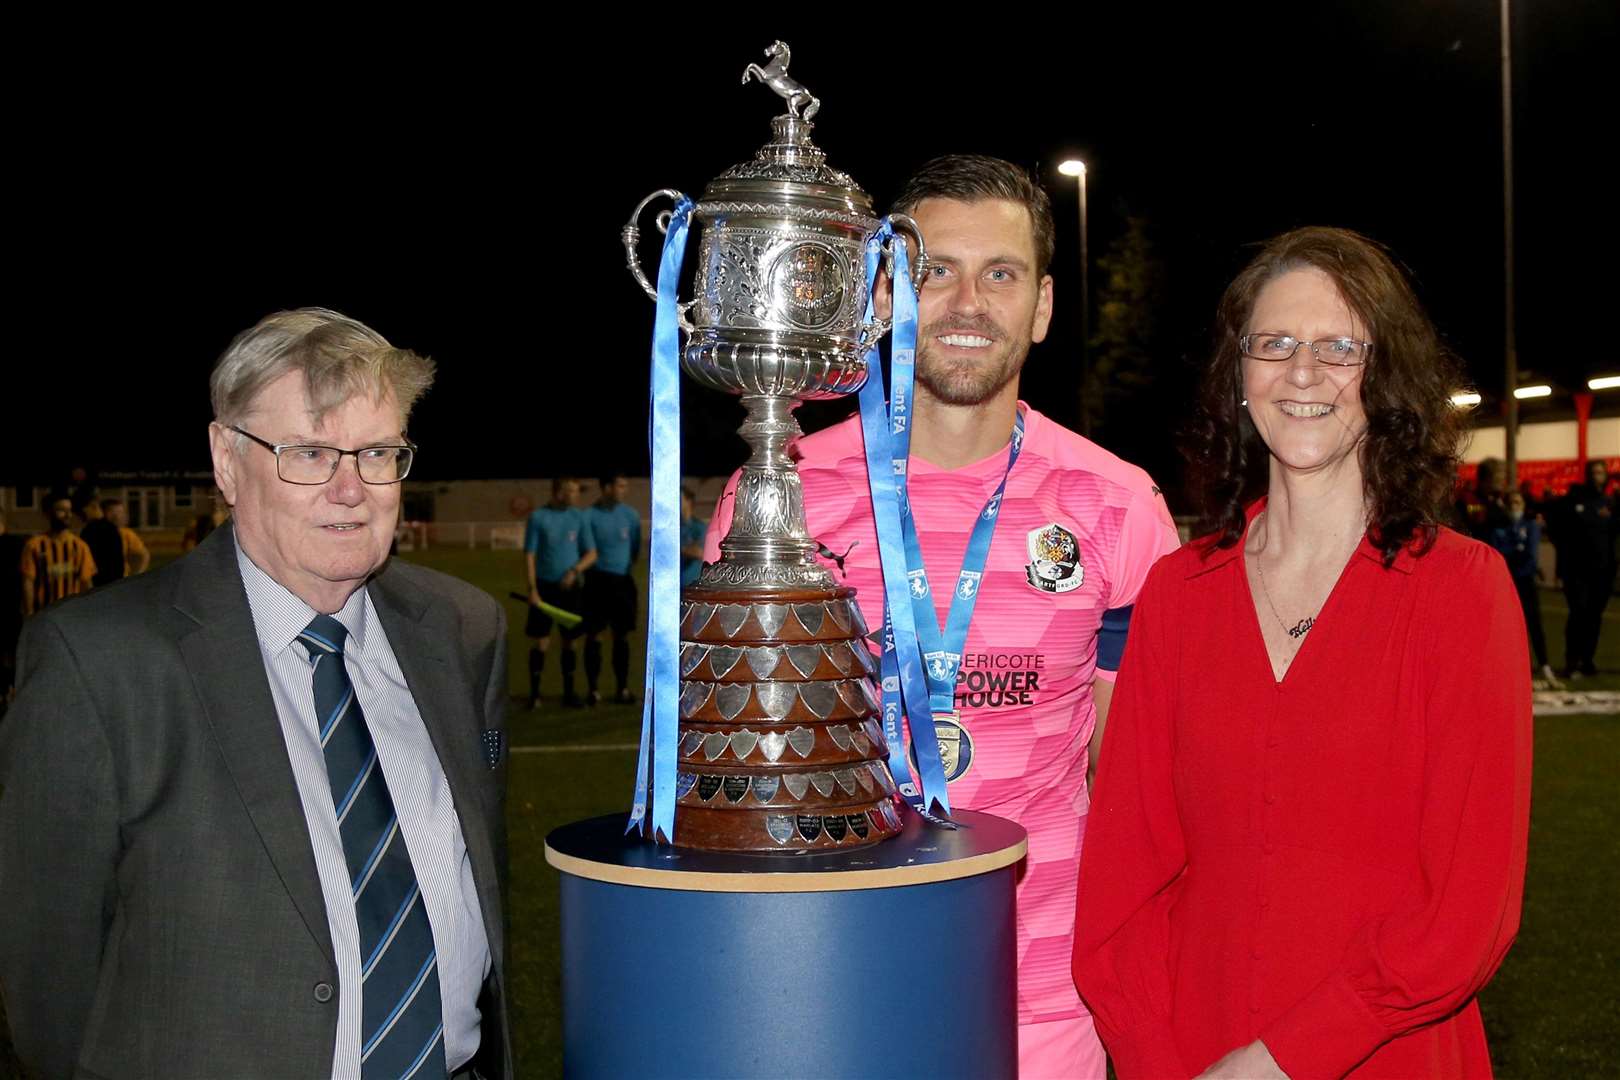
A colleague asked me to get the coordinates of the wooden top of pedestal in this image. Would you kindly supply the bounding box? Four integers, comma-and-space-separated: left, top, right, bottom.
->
544, 807, 1028, 893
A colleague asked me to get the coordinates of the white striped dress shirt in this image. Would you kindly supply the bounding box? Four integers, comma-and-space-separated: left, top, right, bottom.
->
237, 546, 491, 1078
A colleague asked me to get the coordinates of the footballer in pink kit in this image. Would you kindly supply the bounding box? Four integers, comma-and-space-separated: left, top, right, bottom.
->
704, 157, 1179, 1078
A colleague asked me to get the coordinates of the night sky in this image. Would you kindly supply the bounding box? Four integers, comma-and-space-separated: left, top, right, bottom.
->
8, 5, 1612, 510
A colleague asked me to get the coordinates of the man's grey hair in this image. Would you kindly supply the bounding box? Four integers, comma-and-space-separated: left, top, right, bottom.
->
210, 307, 435, 432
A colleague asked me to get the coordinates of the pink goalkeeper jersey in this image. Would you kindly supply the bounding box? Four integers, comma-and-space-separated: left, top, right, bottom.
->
706, 405, 1180, 1078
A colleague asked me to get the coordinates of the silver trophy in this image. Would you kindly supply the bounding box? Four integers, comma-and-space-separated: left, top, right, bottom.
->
622, 42, 924, 852
623, 39, 925, 594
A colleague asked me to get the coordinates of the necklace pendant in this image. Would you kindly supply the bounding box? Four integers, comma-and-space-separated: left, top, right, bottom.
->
1288, 616, 1315, 639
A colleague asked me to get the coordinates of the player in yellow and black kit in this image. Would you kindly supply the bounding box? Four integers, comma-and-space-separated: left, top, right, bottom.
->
20, 496, 96, 615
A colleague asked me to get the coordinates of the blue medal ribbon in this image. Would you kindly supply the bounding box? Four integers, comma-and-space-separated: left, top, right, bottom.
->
857, 223, 1023, 820
856, 222, 952, 818
898, 414, 1022, 715
628, 196, 693, 842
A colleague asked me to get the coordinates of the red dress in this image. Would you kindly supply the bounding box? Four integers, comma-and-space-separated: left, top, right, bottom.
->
1071, 512, 1532, 1078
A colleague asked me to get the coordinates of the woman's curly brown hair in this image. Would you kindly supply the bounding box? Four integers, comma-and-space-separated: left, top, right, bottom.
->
1187, 227, 1467, 566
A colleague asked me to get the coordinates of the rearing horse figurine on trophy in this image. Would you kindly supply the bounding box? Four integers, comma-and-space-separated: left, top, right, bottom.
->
741, 40, 820, 121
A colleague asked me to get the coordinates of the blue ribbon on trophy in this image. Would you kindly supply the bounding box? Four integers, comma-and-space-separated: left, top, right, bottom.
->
857, 223, 1024, 822
628, 195, 693, 842
856, 222, 954, 819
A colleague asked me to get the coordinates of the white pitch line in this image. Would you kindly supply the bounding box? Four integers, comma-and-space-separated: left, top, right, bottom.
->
511, 743, 639, 754
1533, 691, 1620, 716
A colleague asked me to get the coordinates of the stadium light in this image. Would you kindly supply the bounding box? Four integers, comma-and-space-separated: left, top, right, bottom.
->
1450, 391, 1483, 407
1513, 384, 1552, 400
1589, 375, 1620, 391
1058, 158, 1090, 435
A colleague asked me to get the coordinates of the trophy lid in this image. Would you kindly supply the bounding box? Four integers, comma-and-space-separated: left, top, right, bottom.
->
700, 114, 875, 218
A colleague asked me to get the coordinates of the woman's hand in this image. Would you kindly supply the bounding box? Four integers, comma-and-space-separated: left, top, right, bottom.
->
1195, 1039, 1289, 1078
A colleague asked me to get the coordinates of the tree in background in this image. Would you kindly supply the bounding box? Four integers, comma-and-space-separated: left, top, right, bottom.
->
1083, 215, 1168, 445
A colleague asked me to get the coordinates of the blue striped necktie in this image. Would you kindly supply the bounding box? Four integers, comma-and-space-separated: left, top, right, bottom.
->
300, 614, 447, 1080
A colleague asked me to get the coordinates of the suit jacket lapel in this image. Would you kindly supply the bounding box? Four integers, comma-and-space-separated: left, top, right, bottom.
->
369, 564, 506, 968
172, 527, 335, 967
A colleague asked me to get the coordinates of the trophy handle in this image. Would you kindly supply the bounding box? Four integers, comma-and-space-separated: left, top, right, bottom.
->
885, 212, 929, 296
855, 317, 891, 354
622, 188, 691, 303
855, 214, 930, 353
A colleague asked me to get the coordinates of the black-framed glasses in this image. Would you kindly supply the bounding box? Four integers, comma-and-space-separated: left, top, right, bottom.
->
1240, 333, 1371, 367
230, 426, 416, 485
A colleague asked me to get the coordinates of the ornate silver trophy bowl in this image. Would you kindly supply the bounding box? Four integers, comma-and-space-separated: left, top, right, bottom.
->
622, 42, 924, 852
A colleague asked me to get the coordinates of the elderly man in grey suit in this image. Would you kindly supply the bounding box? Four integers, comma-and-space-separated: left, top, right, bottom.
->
0, 309, 510, 1079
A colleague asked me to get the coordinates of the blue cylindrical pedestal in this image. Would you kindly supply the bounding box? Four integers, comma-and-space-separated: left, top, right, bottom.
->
546, 809, 1027, 1080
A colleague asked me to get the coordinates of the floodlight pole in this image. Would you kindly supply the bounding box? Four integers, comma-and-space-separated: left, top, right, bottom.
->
1502, 0, 1519, 486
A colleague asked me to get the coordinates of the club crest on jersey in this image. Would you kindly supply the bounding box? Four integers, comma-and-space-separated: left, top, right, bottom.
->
957, 571, 982, 599
1025, 522, 1083, 594
908, 569, 929, 598
908, 714, 975, 783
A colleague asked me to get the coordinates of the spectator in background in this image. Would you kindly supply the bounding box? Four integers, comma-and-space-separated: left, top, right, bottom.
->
66, 467, 97, 524
1488, 490, 1558, 685
181, 500, 230, 553
78, 497, 125, 589
20, 495, 96, 616
1553, 459, 1618, 678
679, 485, 706, 588
0, 511, 24, 702
1456, 456, 1508, 539
523, 476, 594, 710
106, 499, 150, 577
582, 473, 640, 705
1519, 479, 1549, 522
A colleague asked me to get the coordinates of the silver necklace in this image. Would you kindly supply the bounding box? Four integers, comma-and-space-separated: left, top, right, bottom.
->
1252, 512, 1317, 641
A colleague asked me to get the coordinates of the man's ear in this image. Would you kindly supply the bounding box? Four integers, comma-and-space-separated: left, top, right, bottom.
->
1030, 274, 1055, 344
209, 423, 240, 506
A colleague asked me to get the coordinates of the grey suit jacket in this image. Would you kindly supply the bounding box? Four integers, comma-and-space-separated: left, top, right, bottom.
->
0, 526, 511, 1079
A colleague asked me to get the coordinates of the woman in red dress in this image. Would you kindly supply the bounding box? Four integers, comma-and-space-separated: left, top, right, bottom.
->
1071, 227, 1532, 1078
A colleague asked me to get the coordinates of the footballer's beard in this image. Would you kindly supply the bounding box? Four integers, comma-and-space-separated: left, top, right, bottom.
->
914, 316, 1032, 407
